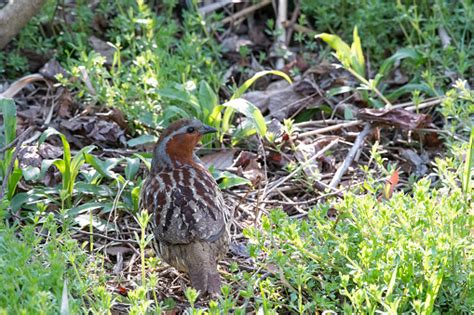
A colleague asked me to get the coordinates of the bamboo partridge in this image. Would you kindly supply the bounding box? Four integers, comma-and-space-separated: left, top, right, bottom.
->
141, 119, 230, 294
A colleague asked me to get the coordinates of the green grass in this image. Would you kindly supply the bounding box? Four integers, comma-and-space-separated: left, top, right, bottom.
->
242, 149, 473, 313
2, 0, 225, 129
0, 0, 473, 313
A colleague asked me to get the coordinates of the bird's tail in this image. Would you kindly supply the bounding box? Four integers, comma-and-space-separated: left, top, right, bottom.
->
185, 242, 222, 295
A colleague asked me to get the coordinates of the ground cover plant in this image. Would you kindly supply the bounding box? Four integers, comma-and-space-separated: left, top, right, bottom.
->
0, 0, 472, 314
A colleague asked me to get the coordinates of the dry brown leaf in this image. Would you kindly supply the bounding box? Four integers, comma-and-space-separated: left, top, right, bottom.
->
242, 79, 318, 120
0, 73, 45, 98
201, 149, 237, 170
357, 108, 433, 130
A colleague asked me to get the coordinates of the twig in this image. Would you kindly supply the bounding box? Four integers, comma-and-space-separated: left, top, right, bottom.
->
265, 139, 339, 197
275, 0, 288, 69
0, 126, 35, 200
73, 229, 139, 244
221, 0, 271, 24
329, 123, 372, 189
282, 21, 316, 37
198, 0, 233, 15
391, 96, 444, 110
284, 0, 300, 47
297, 120, 363, 138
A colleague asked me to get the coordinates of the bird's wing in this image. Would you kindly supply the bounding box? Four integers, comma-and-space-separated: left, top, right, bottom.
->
141, 165, 228, 245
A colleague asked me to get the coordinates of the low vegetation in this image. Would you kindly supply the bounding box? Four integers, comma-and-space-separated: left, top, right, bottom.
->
0, 0, 472, 313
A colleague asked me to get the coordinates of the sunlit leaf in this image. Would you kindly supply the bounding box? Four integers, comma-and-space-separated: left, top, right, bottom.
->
222, 99, 267, 136
127, 134, 158, 147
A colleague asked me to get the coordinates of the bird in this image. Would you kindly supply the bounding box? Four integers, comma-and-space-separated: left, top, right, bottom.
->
140, 118, 230, 295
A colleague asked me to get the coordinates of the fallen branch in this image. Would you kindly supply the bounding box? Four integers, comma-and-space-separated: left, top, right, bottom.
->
297, 120, 363, 138
221, 0, 271, 24
265, 139, 339, 197
329, 123, 372, 189
0, 0, 47, 49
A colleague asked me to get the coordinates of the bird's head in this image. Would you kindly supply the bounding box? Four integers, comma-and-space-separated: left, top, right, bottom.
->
152, 119, 217, 169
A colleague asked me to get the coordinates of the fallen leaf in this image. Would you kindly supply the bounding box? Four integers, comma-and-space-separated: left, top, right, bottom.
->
232, 151, 258, 168
379, 169, 399, 201
242, 79, 319, 120
201, 149, 237, 170
357, 108, 433, 130
0, 74, 45, 98
60, 116, 126, 147
400, 149, 428, 176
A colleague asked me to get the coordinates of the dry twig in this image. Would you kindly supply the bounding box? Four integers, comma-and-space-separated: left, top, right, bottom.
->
329, 123, 372, 189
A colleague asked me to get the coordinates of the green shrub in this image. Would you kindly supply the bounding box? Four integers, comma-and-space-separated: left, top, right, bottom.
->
244, 156, 472, 313
11, 0, 224, 128
301, 0, 473, 82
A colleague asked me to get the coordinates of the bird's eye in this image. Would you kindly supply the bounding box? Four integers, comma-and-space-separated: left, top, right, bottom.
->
187, 127, 195, 133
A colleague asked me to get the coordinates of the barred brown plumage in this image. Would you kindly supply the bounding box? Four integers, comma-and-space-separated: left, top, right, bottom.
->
140, 119, 230, 295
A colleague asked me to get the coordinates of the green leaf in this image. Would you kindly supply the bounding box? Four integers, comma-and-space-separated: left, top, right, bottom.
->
326, 86, 354, 97
222, 99, 267, 137
315, 33, 351, 56
127, 134, 158, 147
131, 186, 141, 212
379, 48, 422, 77
7, 166, 22, 200
462, 128, 474, 194
231, 70, 292, 100
221, 70, 291, 138
74, 183, 114, 196
350, 26, 365, 77
316, 32, 351, 67
198, 80, 218, 118
133, 153, 151, 171
387, 83, 436, 101
212, 170, 251, 189
22, 166, 40, 181
125, 158, 140, 180
0, 98, 17, 145
84, 154, 121, 179
158, 87, 201, 115
67, 202, 104, 218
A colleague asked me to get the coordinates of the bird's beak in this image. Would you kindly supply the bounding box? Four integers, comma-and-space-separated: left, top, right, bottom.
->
199, 124, 217, 135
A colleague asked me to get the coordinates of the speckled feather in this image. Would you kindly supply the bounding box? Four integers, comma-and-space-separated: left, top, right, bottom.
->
139, 119, 230, 294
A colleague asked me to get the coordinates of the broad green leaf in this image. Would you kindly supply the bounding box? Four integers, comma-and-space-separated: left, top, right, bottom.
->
7, 166, 22, 200
125, 158, 140, 180
231, 70, 292, 100
127, 134, 158, 147
387, 83, 436, 101
53, 160, 66, 174
67, 202, 104, 218
84, 154, 121, 179
379, 48, 422, 76
133, 153, 151, 171
218, 172, 251, 189
315, 33, 351, 60
131, 186, 141, 212
0, 98, 16, 145
22, 166, 40, 181
198, 80, 218, 117
158, 87, 201, 114
327, 86, 354, 97
39, 128, 71, 165
350, 26, 365, 77
74, 183, 114, 196
211, 169, 251, 189
222, 70, 291, 137
222, 98, 267, 136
